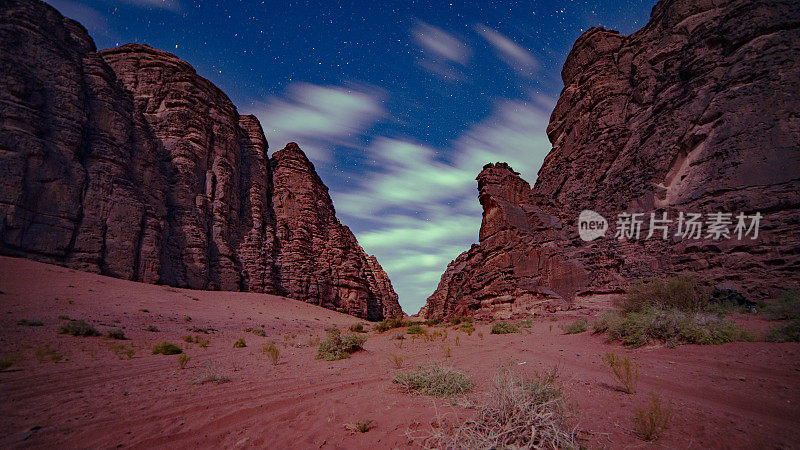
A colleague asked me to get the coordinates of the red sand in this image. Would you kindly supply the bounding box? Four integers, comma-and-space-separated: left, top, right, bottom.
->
1, 256, 798, 448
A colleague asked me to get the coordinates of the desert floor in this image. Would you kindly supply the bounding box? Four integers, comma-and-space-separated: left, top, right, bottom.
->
1, 256, 798, 449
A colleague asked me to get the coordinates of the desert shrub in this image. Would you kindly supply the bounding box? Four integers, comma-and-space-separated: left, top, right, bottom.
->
518, 319, 534, 328
178, 353, 190, 369
419, 366, 578, 449
17, 319, 43, 326
183, 315, 192, 322
603, 353, 638, 394
197, 338, 209, 348
763, 289, 800, 321
105, 328, 126, 340
145, 325, 159, 332
460, 322, 476, 335
424, 316, 443, 326
633, 392, 671, 441
58, 315, 71, 320
560, 319, 587, 335
247, 327, 266, 337
191, 362, 229, 385
393, 364, 473, 397
345, 419, 373, 433
182, 335, 193, 343
58, 320, 99, 337
152, 342, 182, 355
261, 342, 280, 365
406, 323, 426, 335
392, 332, 406, 340
35, 346, 62, 362
441, 345, 451, 358
766, 319, 800, 342
595, 308, 751, 348
491, 321, 519, 334
108, 343, 135, 359
1, 355, 23, 369
316, 331, 367, 361
387, 353, 404, 368
374, 316, 407, 332
233, 338, 247, 348
619, 274, 711, 313
449, 315, 471, 326
349, 323, 366, 333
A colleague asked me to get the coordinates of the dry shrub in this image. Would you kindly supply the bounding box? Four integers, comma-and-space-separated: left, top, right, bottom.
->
393, 364, 473, 397
559, 319, 587, 335
178, 353, 190, 369
491, 321, 519, 334
419, 366, 579, 449
620, 274, 711, 313
632, 392, 671, 441
191, 361, 230, 385
261, 342, 280, 365
316, 330, 367, 361
386, 353, 404, 368
345, 419, 373, 433
603, 353, 638, 394
233, 338, 247, 348
58, 320, 99, 337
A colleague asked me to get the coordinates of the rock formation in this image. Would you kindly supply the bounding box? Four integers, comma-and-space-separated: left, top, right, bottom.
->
423, 0, 800, 319
0, 0, 401, 320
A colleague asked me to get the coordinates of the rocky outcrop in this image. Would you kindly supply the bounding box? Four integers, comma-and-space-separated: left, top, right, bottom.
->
0, 0, 401, 319
423, 0, 800, 319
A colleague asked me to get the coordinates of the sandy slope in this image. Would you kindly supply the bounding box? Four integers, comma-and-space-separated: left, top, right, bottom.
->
1, 256, 798, 449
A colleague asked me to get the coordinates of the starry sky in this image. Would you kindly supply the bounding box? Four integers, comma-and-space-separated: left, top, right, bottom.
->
46, 0, 656, 314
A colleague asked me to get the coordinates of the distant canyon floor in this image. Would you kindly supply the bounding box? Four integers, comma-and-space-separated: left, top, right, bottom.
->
0, 256, 798, 449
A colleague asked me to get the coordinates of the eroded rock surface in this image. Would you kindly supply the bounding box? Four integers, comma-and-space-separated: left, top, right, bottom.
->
423, 0, 800, 319
0, 0, 401, 319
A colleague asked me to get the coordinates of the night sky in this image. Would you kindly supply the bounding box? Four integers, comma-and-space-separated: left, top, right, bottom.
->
46, 0, 656, 314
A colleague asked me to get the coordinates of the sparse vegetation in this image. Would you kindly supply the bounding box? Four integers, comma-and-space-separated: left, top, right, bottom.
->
233, 338, 247, 348
0, 355, 22, 370
460, 322, 475, 335
406, 323, 426, 335
349, 323, 367, 333
17, 319, 44, 326
152, 342, 182, 355
316, 330, 367, 361
560, 318, 587, 335
386, 352, 404, 368
145, 325, 159, 332
603, 353, 639, 394
58, 319, 100, 337
108, 342, 135, 359
632, 392, 672, 441
441, 345, 451, 358
247, 327, 267, 337
424, 316, 443, 326
491, 321, 519, 334
191, 362, 229, 385
764, 289, 800, 342
261, 342, 280, 365
35, 345, 62, 362
374, 316, 407, 332
518, 319, 533, 328
418, 366, 578, 449
393, 363, 473, 397
593, 275, 752, 347
345, 419, 374, 433
178, 353, 190, 369
105, 328, 126, 340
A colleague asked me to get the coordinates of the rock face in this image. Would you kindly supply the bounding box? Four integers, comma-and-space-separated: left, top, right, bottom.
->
423, 0, 800, 319
0, 0, 401, 320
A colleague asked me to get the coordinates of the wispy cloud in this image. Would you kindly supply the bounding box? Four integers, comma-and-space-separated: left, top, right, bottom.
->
253, 83, 386, 162
411, 20, 471, 81
102, 0, 182, 12
46, 0, 111, 37
331, 93, 555, 314
474, 25, 539, 77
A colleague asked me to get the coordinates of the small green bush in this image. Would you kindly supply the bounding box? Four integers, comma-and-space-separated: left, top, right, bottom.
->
178, 353, 190, 369
560, 319, 587, 335
633, 392, 672, 441
152, 342, 182, 355
424, 316, 443, 326
105, 328, 126, 340
406, 323, 426, 335
145, 325, 159, 332
346, 419, 374, 433
518, 319, 533, 328
58, 320, 100, 337
261, 342, 280, 365
17, 319, 44, 326
491, 321, 519, 334
349, 323, 366, 333
374, 316, 407, 332
316, 331, 367, 361
393, 364, 473, 397
763, 289, 800, 321
460, 322, 476, 335
620, 274, 711, 313
35, 346, 63, 362
603, 353, 639, 394
766, 319, 800, 342
233, 338, 247, 348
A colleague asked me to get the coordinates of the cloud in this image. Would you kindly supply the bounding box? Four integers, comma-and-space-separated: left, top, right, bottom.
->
475, 25, 539, 77
411, 21, 471, 64
411, 21, 471, 81
102, 0, 182, 12
331, 94, 556, 314
252, 83, 386, 162
45, 0, 111, 37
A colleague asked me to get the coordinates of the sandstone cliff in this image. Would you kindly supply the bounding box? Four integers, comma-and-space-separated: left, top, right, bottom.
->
423, 0, 800, 318
0, 0, 401, 320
